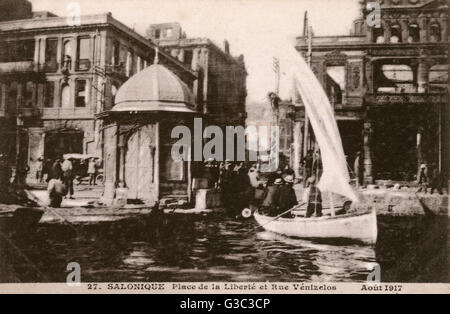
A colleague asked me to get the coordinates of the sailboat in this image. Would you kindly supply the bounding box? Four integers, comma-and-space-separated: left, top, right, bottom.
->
254, 21, 378, 245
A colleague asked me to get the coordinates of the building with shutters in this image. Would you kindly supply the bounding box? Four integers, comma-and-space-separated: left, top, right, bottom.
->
0, 12, 195, 182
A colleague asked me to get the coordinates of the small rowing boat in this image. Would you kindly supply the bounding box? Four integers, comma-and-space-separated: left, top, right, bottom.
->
254, 210, 377, 244
254, 37, 378, 245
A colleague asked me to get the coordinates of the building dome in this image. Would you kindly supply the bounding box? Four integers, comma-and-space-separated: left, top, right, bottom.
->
112, 63, 196, 113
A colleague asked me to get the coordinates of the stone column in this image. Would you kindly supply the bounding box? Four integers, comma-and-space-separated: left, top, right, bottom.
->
419, 14, 428, 42
101, 123, 118, 205
400, 20, 409, 43
27, 128, 44, 182
384, 21, 391, 43
439, 15, 448, 43
192, 48, 201, 71
178, 49, 185, 63
118, 132, 126, 183
363, 121, 374, 184
34, 38, 41, 71
201, 48, 209, 114
417, 60, 429, 93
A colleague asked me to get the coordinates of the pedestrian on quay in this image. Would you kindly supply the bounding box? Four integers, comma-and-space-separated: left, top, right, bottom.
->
354, 151, 362, 189
204, 158, 219, 188
36, 156, 44, 183
248, 164, 260, 188
48, 158, 63, 182
261, 178, 282, 217
416, 163, 428, 193
62, 156, 74, 199
236, 165, 252, 211
219, 159, 236, 213
47, 173, 67, 208
429, 163, 444, 195
305, 176, 322, 218
88, 158, 97, 186
277, 175, 298, 217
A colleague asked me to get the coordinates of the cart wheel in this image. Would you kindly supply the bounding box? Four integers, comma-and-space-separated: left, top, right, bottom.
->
96, 174, 104, 184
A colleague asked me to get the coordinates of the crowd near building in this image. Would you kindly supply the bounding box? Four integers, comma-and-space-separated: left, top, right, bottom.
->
0, 1, 247, 206
286, 0, 448, 187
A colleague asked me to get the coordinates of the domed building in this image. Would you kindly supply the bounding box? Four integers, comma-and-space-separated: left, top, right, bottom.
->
100, 60, 200, 205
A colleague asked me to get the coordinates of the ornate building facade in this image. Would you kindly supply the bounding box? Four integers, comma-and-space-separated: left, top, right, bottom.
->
294, 0, 449, 184
0, 13, 194, 182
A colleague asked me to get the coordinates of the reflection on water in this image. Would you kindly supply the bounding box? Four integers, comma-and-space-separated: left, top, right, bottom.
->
0, 213, 448, 283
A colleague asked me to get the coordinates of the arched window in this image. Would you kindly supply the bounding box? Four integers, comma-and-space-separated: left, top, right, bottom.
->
61, 84, 71, 108
376, 64, 414, 93
373, 27, 385, 43
430, 24, 441, 42
390, 24, 402, 43
408, 24, 420, 43
429, 64, 448, 92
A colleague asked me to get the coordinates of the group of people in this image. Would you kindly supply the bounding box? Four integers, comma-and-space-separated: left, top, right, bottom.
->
45, 156, 99, 208
201, 157, 324, 218
417, 163, 445, 195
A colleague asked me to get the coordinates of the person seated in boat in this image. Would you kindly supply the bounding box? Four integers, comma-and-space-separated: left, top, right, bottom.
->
251, 182, 267, 211
306, 176, 323, 218
47, 174, 67, 208
261, 178, 282, 216
277, 175, 298, 217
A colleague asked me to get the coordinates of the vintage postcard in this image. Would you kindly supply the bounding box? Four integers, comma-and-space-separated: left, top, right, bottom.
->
0, 0, 448, 297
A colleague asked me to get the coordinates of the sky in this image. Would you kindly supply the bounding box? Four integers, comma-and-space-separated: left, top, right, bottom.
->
29, 0, 361, 120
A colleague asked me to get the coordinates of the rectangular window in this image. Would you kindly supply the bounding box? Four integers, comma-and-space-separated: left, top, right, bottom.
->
113, 40, 120, 66
44, 82, 55, 108
184, 50, 193, 68
45, 38, 58, 72
8, 82, 18, 114
24, 82, 34, 108
75, 80, 87, 107
77, 37, 91, 71
19, 40, 35, 61
326, 66, 346, 105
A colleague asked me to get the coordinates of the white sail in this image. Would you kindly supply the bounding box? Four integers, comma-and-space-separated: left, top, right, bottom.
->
280, 43, 360, 203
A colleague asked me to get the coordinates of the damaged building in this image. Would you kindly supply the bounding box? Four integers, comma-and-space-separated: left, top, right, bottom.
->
293, 0, 449, 185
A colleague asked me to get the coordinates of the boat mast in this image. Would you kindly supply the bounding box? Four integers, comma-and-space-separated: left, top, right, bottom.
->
302, 11, 311, 159
303, 12, 335, 217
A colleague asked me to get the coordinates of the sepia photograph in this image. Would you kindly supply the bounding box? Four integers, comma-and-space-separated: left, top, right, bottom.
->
0, 0, 448, 296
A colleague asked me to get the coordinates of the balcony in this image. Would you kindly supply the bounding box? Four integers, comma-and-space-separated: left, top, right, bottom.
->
365, 92, 447, 106
105, 63, 127, 79
41, 108, 94, 119
0, 61, 35, 74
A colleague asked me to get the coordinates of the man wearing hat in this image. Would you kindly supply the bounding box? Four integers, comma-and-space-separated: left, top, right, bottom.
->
219, 159, 236, 212
204, 158, 219, 188
261, 178, 282, 216
277, 175, 298, 216
306, 176, 323, 218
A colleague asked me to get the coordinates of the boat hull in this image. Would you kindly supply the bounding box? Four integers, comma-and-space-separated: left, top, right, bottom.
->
254, 210, 378, 245
0, 208, 43, 238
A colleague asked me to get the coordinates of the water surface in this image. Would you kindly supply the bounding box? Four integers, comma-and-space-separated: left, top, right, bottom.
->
0, 213, 448, 283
